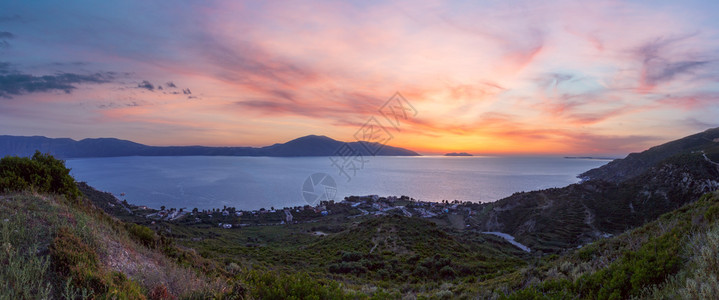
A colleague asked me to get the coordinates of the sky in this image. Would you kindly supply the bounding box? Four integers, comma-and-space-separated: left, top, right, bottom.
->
1, 0, 718, 155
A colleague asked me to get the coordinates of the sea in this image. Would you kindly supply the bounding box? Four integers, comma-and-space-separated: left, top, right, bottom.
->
65, 156, 610, 211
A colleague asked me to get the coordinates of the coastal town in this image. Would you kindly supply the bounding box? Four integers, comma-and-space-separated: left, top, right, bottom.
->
86, 184, 533, 253
124, 194, 486, 230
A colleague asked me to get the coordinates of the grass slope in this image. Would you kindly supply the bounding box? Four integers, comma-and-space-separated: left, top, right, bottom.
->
490, 191, 719, 299
0, 192, 226, 299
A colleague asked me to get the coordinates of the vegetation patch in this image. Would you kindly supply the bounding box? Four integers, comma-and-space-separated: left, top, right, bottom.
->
0, 151, 80, 200
500, 191, 719, 299
51, 227, 146, 298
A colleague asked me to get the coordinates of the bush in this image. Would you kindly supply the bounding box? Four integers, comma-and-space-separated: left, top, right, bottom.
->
440, 265, 456, 279
128, 224, 157, 248
0, 151, 80, 200
340, 251, 363, 262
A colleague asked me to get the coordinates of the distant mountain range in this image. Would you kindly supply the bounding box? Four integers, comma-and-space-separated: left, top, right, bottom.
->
0, 135, 420, 158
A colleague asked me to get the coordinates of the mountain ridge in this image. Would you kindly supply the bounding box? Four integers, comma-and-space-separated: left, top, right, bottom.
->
0, 134, 420, 158
472, 127, 719, 252
579, 127, 719, 182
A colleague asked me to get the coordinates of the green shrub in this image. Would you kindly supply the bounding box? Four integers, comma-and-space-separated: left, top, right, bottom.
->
439, 265, 456, 279
340, 251, 363, 262
128, 223, 157, 248
577, 244, 598, 261
0, 151, 80, 200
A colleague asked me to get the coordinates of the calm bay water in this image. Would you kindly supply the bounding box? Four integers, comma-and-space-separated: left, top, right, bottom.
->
65, 156, 610, 210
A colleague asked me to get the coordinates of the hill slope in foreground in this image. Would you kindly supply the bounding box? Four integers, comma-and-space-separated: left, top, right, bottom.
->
1, 127, 719, 298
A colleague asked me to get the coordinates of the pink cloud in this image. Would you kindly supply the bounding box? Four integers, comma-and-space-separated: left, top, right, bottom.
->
3, 0, 719, 154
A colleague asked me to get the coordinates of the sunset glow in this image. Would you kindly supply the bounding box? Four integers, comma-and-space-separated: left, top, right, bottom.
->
2, 1, 718, 155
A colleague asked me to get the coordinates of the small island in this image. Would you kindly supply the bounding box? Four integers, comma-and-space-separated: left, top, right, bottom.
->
445, 152, 473, 156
